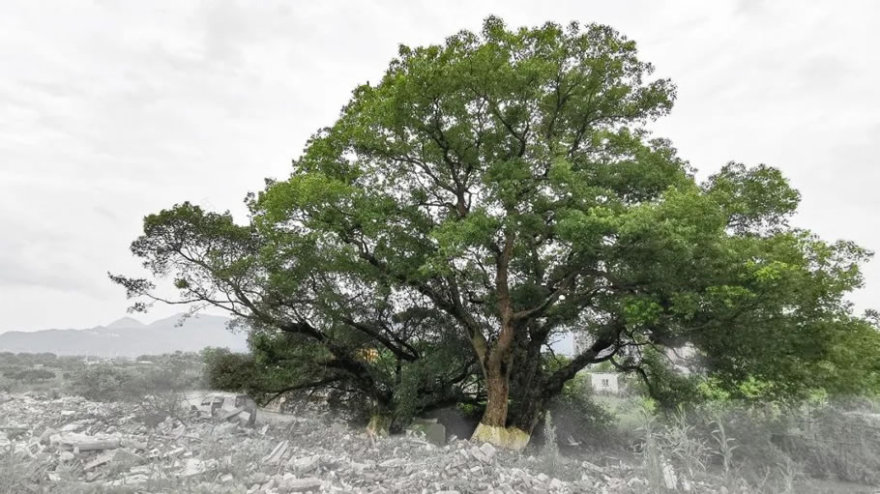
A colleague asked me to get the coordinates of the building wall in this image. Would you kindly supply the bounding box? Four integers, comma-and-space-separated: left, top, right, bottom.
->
589, 372, 620, 394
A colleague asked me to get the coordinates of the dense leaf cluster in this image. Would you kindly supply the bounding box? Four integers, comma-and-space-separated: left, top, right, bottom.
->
113, 17, 880, 441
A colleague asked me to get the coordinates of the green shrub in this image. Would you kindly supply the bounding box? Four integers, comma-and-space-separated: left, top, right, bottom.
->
536, 373, 617, 451
634, 399, 880, 491
0, 376, 11, 393
6, 369, 55, 381
70, 365, 139, 402
659, 410, 710, 479
782, 405, 880, 485
681, 402, 790, 481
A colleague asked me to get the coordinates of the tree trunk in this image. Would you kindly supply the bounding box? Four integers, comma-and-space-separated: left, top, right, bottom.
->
482, 369, 509, 427
470, 231, 531, 449
508, 386, 545, 435
507, 329, 546, 436
470, 353, 530, 451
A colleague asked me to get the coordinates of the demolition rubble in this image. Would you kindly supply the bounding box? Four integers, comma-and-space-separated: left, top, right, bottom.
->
0, 391, 666, 493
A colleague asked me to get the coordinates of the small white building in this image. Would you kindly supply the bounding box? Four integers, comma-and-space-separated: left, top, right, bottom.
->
589, 372, 622, 394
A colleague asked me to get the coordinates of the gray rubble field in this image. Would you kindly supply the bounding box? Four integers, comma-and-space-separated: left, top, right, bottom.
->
0, 392, 677, 493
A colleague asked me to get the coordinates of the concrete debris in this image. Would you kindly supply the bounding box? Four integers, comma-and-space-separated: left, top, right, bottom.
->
0, 391, 731, 493
56, 433, 122, 452
379, 457, 407, 468
662, 460, 678, 490
289, 454, 321, 474
469, 443, 495, 464
83, 450, 115, 471
479, 442, 496, 460
39, 427, 57, 443
280, 476, 322, 492
219, 407, 244, 421
178, 457, 219, 477
263, 439, 290, 465
112, 447, 147, 467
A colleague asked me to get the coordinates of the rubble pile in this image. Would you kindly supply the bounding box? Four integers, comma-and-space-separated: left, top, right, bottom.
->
0, 391, 711, 493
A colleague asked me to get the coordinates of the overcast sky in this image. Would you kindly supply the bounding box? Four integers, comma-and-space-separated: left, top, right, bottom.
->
1, 1, 878, 332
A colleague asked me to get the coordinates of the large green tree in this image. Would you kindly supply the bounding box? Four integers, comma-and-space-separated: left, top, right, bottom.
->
115, 17, 878, 449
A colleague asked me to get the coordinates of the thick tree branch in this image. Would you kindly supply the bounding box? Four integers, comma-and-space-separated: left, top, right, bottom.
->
257, 377, 345, 407
540, 320, 624, 400
338, 315, 420, 361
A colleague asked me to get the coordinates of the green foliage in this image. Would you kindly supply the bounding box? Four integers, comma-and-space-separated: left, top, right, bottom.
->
635, 399, 880, 490
3, 368, 55, 381
136, 353, 203, 394
202, 347, 259, 393
787, 405, 880, 485
71, 365, 139, 402
391, 333, 479, 426
660, 411, 711, 479
640, 413, 670, 494
534, 373, 617, 450
113, 15, 880, 439
705, 162, 801, 234
69, 353, 203, 403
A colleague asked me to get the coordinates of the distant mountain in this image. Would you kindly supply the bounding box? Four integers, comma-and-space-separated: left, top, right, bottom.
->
103, 317, 145, 330
0, 314, 248, 357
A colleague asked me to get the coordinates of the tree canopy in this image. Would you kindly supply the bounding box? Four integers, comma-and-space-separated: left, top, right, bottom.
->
113, 17, 879, 449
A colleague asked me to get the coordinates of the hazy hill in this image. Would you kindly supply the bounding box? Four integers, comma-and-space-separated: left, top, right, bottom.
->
0, 314, 248, 357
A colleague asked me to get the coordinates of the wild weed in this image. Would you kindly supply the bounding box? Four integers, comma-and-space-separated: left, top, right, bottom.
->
0, 445, 44, 494
539, 411, 562, 477
661, 410, 709, 479
639, 410, 673, 493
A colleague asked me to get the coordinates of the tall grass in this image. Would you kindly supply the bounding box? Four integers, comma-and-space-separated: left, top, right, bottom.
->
539, 411, 562, 477
0, 446, 45, 494
633, 399, 880, 493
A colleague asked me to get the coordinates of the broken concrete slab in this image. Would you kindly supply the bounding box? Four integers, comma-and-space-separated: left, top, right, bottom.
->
38, 427, 58, 444
289, 454, 320, 474
469, 444, 495, 464
479, 442, 496, 460
178, 458, 219, 478
84, 450, 115, 471
262, 439, 289, 465
218, 407, 243, 421
280, 476, 322, 493
54, 433, 122, 452
120, 438, 147, 450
